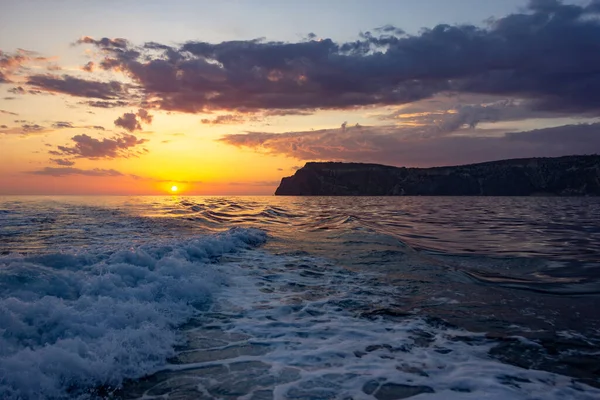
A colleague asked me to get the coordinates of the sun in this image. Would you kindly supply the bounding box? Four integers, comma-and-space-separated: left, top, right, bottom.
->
170, 185, 178, 193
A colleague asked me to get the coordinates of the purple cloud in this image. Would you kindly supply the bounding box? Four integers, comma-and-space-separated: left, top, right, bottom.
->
113, 109, 153, 132
73, 1, 600, 116
114, 112, 141, 132
219, 122, 600, 167
28, 167, 124, 177
201, 114, 245, 125
49, 158, 75, 166
52, 121, 74, 129
27, 74, 126, 99
49, 133, 148, 159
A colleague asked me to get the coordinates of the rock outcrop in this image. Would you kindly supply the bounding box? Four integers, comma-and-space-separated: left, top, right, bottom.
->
275, 155, 600, 196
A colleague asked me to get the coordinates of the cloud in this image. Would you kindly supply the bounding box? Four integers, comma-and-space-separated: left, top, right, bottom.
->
49, 158, 75, 166
136, 108, 153, 124
0, 109, 18, 116
76, 36, 129, 49
0, 49, 48, 82
73, 1, 600, 116
7, 86, 43, 95
49, 133, 148, 159
0, 123, 50, 136
378, 94, 567, 133
113, 109, 153, 132
219, 121, 600, 167
27, 74, 127, 99
28, 167, 124, 177
81, 61, 95, 72
21, 124, 45, 133
82, 100, 129, 108
201, 114, 245, 125
262, 109, 315, 117
52, 121, 74, 129
114, 112, 141, 132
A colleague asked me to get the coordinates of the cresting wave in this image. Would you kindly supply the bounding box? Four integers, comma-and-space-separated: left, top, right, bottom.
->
0, 228, 267, 399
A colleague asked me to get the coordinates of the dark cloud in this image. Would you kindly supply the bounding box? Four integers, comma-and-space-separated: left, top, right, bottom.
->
0, 124, 50, 136
21, 124, 44, 133
50, 158, 75, 166
52, 121, 74, 129
28, 167, 124, 177
262, 109, 315, 117
82, 100, 129, 108
378, 95, 565, 133
75, 1, 600, 116
114, 112, 141, 132
219, 122, 600, 167
81, 61, 95, 72
7, 86, 43, 95
201, 114, 245, 125
49, 133, 148, 159
136, 108, 153, 124
92, 125, 105, 130
27, 74, 126, 99
76, 36, 129, 49
0, 71, 7, 83
113, 109, 153, 132
0, 109, 18, 116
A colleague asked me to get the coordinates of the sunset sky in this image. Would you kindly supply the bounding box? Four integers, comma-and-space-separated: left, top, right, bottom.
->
1, 0, 600, 195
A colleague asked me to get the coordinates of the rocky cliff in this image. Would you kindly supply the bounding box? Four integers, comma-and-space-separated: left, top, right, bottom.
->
275, 155, 600, 196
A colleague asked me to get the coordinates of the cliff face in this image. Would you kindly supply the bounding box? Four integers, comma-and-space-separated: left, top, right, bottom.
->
275, 155, 600, 196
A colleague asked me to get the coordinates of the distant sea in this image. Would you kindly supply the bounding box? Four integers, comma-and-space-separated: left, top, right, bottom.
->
1, 196, 599, 399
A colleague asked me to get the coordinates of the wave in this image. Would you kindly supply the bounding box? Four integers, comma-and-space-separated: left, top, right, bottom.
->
0, 228, 267, 399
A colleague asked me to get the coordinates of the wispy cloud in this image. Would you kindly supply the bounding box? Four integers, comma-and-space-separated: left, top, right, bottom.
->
201, 114, 245, 125
49, 158, 75, 166
28, 167, 125, 177
48, 133, 148, 159
219, 122, 600, 167
26, 74, 128, 99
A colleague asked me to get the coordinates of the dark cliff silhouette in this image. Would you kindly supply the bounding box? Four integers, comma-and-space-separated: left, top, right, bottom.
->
275, 155, 600, 196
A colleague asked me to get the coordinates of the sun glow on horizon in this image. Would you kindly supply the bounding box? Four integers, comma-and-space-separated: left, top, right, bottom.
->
170, 185, 178, 193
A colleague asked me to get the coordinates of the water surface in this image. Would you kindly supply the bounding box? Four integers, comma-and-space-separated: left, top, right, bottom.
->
1, 196, 599, 399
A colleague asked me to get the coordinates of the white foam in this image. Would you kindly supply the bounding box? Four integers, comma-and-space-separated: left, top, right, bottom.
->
0, 228, 266, 399
168, 250, 600, 400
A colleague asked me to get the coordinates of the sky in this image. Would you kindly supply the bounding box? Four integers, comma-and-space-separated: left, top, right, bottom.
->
1, 0, 599, 195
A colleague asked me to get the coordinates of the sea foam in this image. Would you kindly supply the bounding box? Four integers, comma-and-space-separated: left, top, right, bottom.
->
0, 227, 266, 399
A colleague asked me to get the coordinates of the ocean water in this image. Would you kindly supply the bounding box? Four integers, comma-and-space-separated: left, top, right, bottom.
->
0, 196, 599, 400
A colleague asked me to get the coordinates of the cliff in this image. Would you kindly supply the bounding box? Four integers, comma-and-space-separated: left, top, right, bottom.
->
275, 155, 600, 196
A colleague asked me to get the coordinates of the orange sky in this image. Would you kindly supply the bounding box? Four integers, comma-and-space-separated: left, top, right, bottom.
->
2, 0, 600, 195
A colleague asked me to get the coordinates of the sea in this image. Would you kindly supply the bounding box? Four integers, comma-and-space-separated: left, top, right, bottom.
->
0, 195, 599, 400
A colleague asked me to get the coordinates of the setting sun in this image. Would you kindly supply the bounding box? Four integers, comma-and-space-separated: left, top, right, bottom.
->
171, 185, 178, 193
